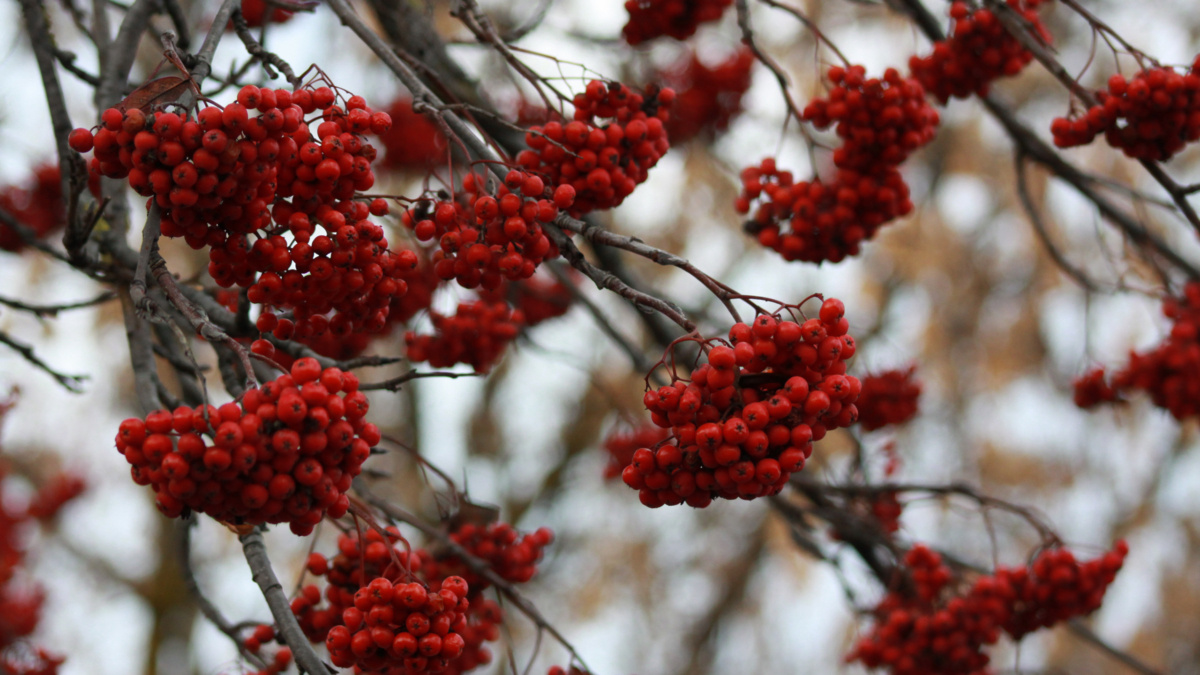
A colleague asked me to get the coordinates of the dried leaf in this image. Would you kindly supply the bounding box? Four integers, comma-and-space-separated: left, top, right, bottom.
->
119, 76, 191, 113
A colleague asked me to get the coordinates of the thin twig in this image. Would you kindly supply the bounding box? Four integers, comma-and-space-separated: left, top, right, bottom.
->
0, 331, 87, 393
359, 369, 481, 392
1013, 152, 1100, 291
0, 292, 114, 318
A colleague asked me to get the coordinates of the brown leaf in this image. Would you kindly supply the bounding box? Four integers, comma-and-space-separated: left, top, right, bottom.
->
118, 76, 191, 113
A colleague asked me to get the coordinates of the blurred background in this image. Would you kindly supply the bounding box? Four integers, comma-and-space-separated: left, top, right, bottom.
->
1, 0, 1200, 673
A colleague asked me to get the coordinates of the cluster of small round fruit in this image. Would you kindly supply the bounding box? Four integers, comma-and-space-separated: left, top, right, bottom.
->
659, 48, 755, 143
856, 367, 922, 431
402, 170, 570, 291
113, 358, 374, 535
848, 540, 1128, 675
516, 80, 673, 216
434, 522, 554, 588
620, 0, 732, 46
737, 65, 935, 264
1073, 281, 1200, 420
627, 298, 859, 507
0, 165, 64, 253
909, 0, 1050, 104
737, 159, 913, 263
404, 300, 524, 374
71, 84, 415, 342
296, 519, 551, 674
802, 66, 940, 173
1052, 57, 1200, 161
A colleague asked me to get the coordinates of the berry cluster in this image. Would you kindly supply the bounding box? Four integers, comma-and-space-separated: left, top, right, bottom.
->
849, 541, 1128, 675
114, 358, 374, 535
298, 519, 551, 674
516, 80, 673, 216
72, 84, 414, 342
909, 0, 1050, 104
436, 522, 554, 588
1073, 282, 1200, 420
602, 423, 671, 480
402, 170, 568, 290
628, 298, 860, 507
1051, 57, 1200, 161
802, 66, 940, 173
738, 65, 933, 264
737, 159, 913, 263
405, 300, 524, 373
856, 367, 922, 431
0, 165, 64, 253
660, 48, 755, 143
378, 96, 448, 170
621, 0, 732, 45
306, 557, 472, 673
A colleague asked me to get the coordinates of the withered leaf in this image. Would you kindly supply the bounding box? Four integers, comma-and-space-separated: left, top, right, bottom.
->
118, 76, 191, 113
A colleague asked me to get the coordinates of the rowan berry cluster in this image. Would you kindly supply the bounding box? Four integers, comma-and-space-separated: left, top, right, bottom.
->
856, 367, 922, 431
738, 64, 933, 264
516, 80, 673, 216
113, 358, 374, 535
402, 170, 568, 290
1051, 57, 1200, 161
404, 300, 524, 373
802, 66, 940, 173
378, 96, 448, 170
660, 48, 755, 143
621, 0, 732, 45
0, 165, 64, 253
299, 537, 473, 674
547, 667, 591, 675
909, 0, 1050, 104
737, 158, 913, 263
602, 423, 671, 480
297, 518, 551, 674
71, 83, 414, 342
849, 540, 1128, 675
628, 298, 860, 508
435, 522, 554, 588
1073, 281, 1200, 420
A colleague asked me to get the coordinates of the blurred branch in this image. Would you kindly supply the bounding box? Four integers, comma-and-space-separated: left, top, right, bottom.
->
0, 291, 116, 318
359, 369, 481, 392
1014, 152, 1101, 291
0, 330, 87, 393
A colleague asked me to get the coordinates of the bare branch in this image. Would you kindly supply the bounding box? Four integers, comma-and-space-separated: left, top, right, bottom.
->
0, 330, 87, 393
239, 528, 335, 675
